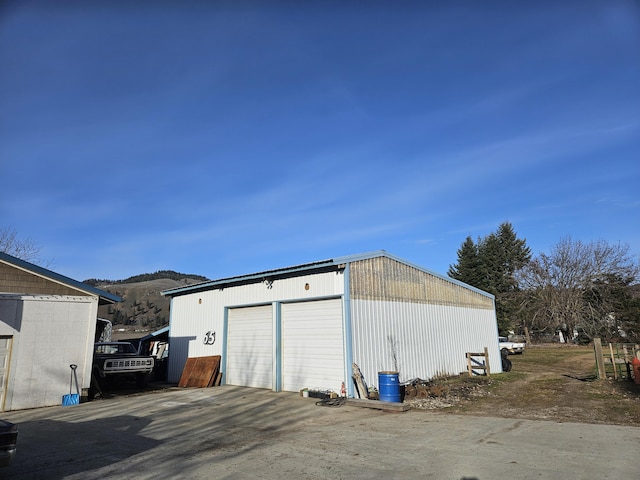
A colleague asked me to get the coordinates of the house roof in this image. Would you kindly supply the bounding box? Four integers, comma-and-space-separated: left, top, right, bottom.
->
0, 251, 121, 305
161, 250, 492, 298
139, 325, 170, 343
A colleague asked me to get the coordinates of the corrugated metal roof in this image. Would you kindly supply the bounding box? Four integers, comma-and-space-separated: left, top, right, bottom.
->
139, 325, 169, 343
0, 251, 122, 304
161, 257, 339, 297
162, 250, 493, 299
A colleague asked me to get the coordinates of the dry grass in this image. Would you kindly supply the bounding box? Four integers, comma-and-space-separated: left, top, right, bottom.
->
426, 344, 640, 426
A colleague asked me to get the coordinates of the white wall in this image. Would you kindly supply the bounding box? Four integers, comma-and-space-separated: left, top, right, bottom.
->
167, 266, 501, 392
168, 270, 345, 383
350, 299, 501, 388
0, 294, 98, 411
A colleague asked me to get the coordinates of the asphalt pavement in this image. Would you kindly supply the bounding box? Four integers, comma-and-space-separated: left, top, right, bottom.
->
2, 385, 638, 479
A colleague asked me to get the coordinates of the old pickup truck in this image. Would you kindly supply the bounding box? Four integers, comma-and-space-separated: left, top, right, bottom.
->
93, 342, 155, 386
499, 336, 526, 355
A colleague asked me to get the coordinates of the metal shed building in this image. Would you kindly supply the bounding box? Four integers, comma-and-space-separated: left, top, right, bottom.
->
162, 251, 501, 396
0, 252, 121, 411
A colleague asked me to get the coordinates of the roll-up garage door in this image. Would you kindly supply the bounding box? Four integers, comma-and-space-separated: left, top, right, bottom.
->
226, 305, 273, 389
282, 298, 344, 393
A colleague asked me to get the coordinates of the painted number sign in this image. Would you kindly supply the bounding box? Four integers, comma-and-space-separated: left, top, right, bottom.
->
203, 331, 216, 345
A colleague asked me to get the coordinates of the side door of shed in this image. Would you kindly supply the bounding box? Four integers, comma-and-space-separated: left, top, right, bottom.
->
226, 305, 273, 389
0, 336, 12, 411
281, 298, 345, 393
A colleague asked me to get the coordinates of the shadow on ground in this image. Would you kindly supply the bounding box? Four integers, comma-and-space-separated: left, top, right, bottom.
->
5, 416, 158, 479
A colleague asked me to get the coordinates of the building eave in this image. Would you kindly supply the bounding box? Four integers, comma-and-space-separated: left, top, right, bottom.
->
161, 250, 493, 300
0, 251, 122, 304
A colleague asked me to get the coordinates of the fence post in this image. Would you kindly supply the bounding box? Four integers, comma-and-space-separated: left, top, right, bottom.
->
623, 345, 630, 363
484, 346, 491, 376
608, 343, 618, 380
594, 338, 606, 380
466, 350, 490, 377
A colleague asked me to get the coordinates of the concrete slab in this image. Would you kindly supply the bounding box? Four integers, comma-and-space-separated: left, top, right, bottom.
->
345, 397, 410, 412
2, 385, 638, 479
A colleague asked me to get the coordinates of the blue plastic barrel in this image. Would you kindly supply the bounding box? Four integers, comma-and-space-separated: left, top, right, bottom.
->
378, 371, 401, 403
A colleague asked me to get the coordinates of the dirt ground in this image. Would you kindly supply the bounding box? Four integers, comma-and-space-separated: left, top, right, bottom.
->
98, 344, 640, 427
406, 344, 640, 426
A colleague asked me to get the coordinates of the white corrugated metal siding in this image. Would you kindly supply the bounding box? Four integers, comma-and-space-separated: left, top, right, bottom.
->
167, 270, 345, 383
167, 292, 220, 383
348, 256, 500, 389
167, 253, 499, 396
351, 299, 500, 387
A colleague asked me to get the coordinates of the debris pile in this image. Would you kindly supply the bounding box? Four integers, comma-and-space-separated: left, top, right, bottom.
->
403, 377, 491, 410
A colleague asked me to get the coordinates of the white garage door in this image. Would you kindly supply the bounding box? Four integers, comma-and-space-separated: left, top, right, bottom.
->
282, 299, 344, 393
226, 305, 273, 389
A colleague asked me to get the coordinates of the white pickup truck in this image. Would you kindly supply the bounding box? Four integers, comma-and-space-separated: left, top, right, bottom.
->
499, 336, 525, 355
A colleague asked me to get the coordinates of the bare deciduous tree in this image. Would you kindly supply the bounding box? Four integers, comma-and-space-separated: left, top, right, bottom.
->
517, 237, 640, 341
0, 226, 47, 265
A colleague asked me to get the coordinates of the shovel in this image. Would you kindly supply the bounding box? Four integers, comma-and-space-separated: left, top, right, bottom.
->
62, 364, 80, 406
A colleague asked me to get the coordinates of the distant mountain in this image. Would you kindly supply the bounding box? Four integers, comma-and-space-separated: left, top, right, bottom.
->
84, 270, 209, 286
89, 271, 210, 333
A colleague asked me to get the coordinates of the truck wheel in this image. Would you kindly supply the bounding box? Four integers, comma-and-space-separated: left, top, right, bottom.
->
90, 368, 104, 399
136, 372, 151, 387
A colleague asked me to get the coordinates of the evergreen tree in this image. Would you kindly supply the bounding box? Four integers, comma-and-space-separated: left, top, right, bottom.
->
495, 222, 532, 284
448, 236, 484, 287
449, 222, 531, 333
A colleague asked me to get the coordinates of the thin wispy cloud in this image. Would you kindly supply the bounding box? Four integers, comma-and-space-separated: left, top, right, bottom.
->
1, 2, 638, 281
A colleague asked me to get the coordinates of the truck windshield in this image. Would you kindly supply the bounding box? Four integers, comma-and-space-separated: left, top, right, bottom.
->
95, 343, 137, 354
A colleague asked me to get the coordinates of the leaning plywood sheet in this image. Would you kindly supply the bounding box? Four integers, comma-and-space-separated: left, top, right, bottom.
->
178, 356, 221, 388
178, 358, 197, 387
352, 363, 368, 399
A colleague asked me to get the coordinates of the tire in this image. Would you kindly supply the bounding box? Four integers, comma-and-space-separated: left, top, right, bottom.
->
89, 368, 104, 399
502, 357, 512, 372
136, 372, 151, 387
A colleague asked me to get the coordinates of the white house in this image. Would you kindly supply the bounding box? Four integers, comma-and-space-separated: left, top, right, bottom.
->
0, 252, 120, 411
162, 251, 501, 397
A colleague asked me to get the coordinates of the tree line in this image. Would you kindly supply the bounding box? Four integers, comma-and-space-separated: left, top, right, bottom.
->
3, 225, 639, 343
84, 270, 209, 286
448, 222, 640, 343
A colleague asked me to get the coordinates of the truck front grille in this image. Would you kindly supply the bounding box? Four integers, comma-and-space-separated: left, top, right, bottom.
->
106, 359, 153, 368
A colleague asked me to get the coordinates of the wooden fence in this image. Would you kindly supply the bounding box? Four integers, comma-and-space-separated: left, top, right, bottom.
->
593, 338, 640, 381
466, 347, 490, 377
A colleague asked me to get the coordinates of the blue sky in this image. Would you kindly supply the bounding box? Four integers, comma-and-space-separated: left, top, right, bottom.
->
1, 1, 639, 282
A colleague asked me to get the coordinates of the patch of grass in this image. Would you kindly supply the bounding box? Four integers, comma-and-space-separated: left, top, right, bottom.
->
514, 346, 594, 368
490, 371, 527, 383
439, 344, 640, 426
531, 377, 563, 385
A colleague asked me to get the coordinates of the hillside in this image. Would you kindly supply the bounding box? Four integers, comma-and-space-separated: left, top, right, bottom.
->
87, 271, 209, 333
